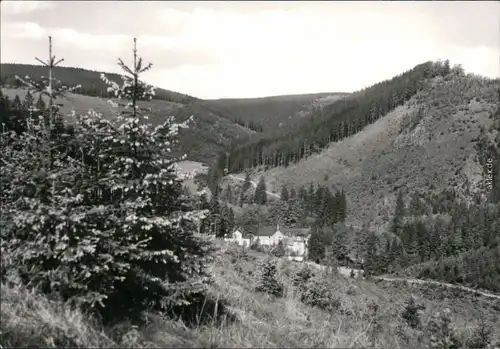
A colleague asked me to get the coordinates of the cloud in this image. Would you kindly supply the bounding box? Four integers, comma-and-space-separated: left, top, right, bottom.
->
1, 0, 54, 15
1, 2, 498, 98
1, 22, 47, 40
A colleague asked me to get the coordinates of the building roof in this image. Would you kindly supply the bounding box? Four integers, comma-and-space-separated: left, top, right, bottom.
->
255, 226, 277, 237
281, 227, 311, 237
233, 227, 254, 239
254, 225, 311, 238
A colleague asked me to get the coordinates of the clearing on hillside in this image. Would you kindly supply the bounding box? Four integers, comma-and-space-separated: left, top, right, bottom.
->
223, 74, 499, 231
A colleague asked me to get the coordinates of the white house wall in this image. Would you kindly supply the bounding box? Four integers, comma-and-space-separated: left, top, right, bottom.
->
224, 228, 310, 256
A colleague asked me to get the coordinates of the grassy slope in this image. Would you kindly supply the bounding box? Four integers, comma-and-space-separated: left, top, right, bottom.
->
202, 92, 348, 135
0, 63, 197, 104
3, 242, 499, 348
1, 87, 254, 164
224, 74, 499, 231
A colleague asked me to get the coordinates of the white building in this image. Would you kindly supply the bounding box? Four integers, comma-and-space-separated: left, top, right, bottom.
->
224, 225, 311, 258
254, 225, 285, 246
225, 227, 252, 247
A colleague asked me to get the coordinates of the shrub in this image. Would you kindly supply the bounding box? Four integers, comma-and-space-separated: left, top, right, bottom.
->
255, 258, 284, 298
227, 245, 249, 263
300, 274, 341, 312
426, 308, 461, 349
466, 318, 493, 349
401, 296, 425, 329
250, 237, 266, 253
367, 301, 383, 348
270, 240, 286, 257
292, 264, 315, 289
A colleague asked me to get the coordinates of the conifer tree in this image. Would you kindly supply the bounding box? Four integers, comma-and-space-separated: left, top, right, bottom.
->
226, 184, 234, 204
313, 185, 324, 215
227, 206, 235, 233
255, 258, 284, 298
334, 189, 347, 223
364, 231, 379, 276
308, 225, 326, 263
242, 171, 252, 193
23, 90, 34, 109
323, 244, 338, 273
11, 95, 22, 111
332, 222, 349, 263
35, 94, 46, 112
391, 190, 406, 235
298, 185, 307, 202
86, 37, 215, 319
203, 189, 223, 236
254, 175, 268, 205
238, 189, 245, 207
280, 184, 289, 202
307, 182, 315, 205
409, 192, 426, 216
271, 239, 286, 257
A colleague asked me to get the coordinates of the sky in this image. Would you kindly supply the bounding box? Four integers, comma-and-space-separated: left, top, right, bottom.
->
1, 1, 499, 99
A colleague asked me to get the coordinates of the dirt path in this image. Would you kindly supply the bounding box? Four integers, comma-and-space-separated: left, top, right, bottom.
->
228, 174, 281, 199
304, 261, 500, 300
373, 276, 500, 300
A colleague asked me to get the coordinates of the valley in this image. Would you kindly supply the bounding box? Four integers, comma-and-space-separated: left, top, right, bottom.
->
2, 41, 500, 349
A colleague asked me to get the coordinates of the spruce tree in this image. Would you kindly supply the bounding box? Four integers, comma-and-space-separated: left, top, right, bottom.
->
313, 185, 324, 215
255, 258, 284, 298
307, 225, 326, 263
391, 190, 405, 235
205, 190, 222, 237
364, 231, 379, 276
409, 192, 424, 216
335, 189, 347, 222
87, 37, 214, 319
35, 94, 46, 112
23, 90, 34, 109
298, 185, 307, 202
228, 207, 235, 233
254, 175, 268, 205
280, 184, 289, 202
307, 182, 315, 212
242, 171, 252, 193
332, 222, 349, 263
11, 95, 22, 111
402, 296, 425, 329
226, 184, 234, 204
271, 239, 286, 257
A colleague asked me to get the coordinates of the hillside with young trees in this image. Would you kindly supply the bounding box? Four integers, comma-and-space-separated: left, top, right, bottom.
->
213, 62, 500, 294
217, 63, 499, 229
217, 61, 447, 174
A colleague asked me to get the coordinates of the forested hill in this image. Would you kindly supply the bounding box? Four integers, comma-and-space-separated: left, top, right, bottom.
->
0, 63, 198, 104
216, 61, 454, 175
201, 92, 348, 135
1, 64, 349, 138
